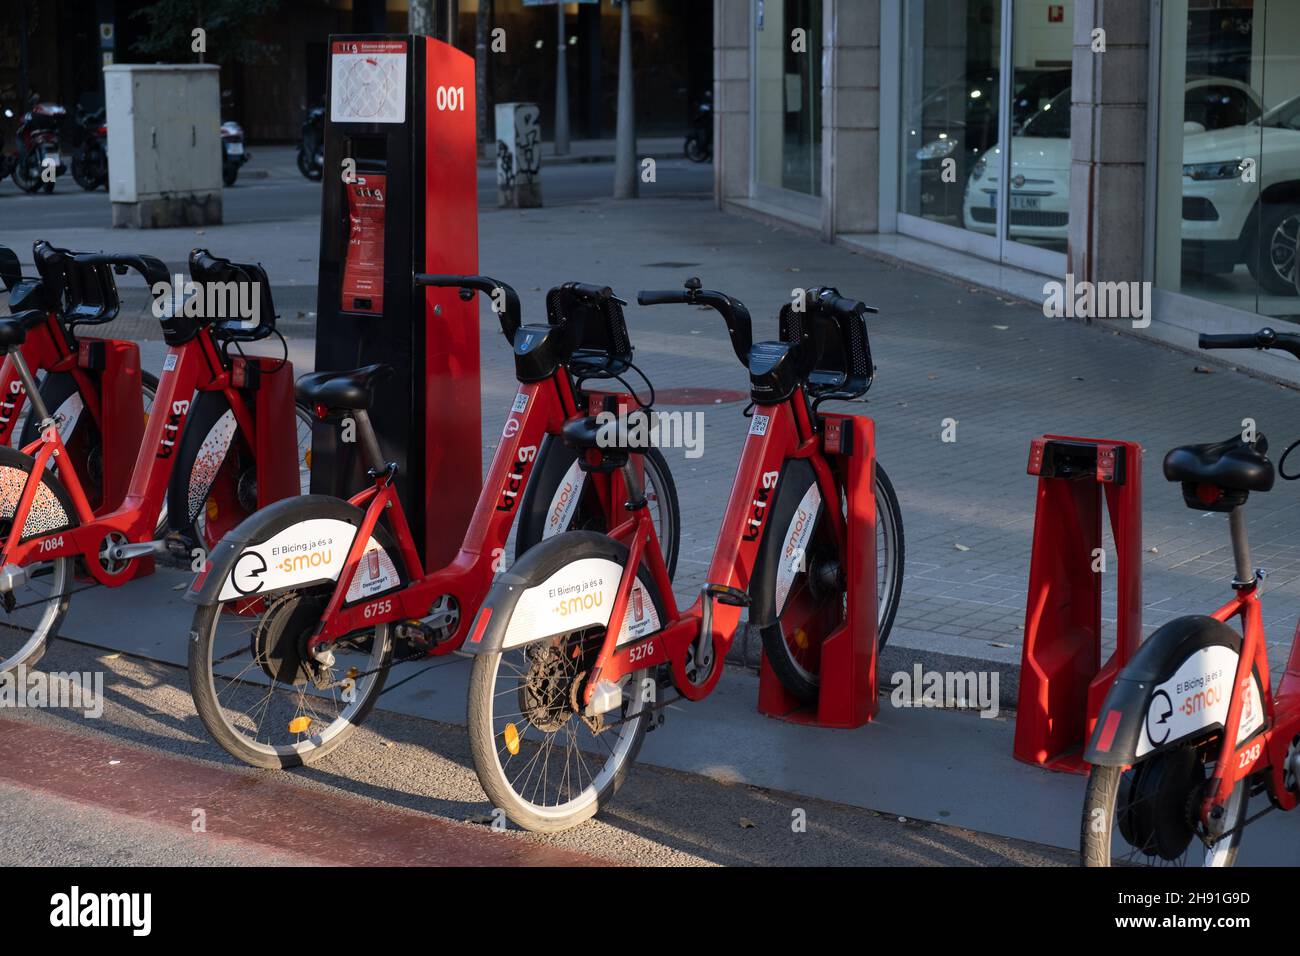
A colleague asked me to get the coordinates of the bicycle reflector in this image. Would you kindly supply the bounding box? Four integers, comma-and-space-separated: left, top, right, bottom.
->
1027, 438, 1128, 485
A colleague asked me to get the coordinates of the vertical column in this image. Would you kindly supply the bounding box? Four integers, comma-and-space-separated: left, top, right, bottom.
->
1068, 0, 1150, 283
821, 0, 882, 239
713, 0, 751, 208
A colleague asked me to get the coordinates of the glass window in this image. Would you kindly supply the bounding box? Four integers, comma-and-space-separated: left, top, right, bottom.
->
898, 0, 1003, 230
1156, 0, 1300, 316
1005, 1, 1073, 255
898, 0, 1072, 261
755, 0, 823, 197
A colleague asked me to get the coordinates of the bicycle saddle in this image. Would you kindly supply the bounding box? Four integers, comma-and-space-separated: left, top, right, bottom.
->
561, 408, 655, 457
296, 364, 393, 411
0, 311, 45, 348
1164, 434, 1274, 511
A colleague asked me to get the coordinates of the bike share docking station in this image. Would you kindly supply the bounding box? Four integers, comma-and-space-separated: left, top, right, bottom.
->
312, 35, 480, 565
757, 416, 880, 728
1014, 435, 1143, 773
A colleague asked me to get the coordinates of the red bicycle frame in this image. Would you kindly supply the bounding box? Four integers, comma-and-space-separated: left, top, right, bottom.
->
2, 329, 264, 586
1199, 583, 1300, 818
0, 314, 99, 447
303, 372, 636, 657
579, 387, 849, 705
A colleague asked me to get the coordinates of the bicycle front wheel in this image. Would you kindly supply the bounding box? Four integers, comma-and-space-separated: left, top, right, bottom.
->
0, 446, 78, 675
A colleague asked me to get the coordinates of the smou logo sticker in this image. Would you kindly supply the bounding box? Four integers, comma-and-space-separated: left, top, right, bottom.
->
498, 557, 660, 649
218, 518, 396, 600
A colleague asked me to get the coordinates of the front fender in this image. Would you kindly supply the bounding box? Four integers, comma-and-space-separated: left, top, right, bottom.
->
185, 494, 405, 606
1085, 615, 1266, 766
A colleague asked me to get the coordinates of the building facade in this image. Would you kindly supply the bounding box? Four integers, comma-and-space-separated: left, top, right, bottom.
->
714, 0, 1300, 366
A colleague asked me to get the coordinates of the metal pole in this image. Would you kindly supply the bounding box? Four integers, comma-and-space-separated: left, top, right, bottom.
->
612, 0, 638, 198
554, 2, 570, 156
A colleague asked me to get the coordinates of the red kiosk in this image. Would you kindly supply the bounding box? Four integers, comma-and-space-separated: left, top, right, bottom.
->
1014, 435, 1143, 772
312, 35, 480, 565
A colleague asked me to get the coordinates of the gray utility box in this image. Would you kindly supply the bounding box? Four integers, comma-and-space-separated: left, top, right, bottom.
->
105, 64, 222, 228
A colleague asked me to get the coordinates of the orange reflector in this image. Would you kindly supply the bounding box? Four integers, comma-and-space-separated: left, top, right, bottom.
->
794, 628, 808, 649
206, 499, 219, 520
346, 666, 358, 680
288, 716, 312, 734
503, 723, 520, 756
305, 449, 313, 470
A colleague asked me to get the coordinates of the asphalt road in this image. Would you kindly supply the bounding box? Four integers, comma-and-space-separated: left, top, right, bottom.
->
0, 147, 714, 229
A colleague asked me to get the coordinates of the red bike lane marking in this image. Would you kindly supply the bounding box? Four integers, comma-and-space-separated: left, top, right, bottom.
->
0, 716, 606, 867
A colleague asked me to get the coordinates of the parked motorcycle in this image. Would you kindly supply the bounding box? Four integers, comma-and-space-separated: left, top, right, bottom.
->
0, 108, 16, 183
11, 96, 66, 193
684, 91, 712, 164
71, 106, 108, 191
297, 105, 324, 181
221, 120, 249, 186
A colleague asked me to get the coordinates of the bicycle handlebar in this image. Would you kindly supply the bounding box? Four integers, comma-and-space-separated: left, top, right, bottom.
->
1200, 328, 1300, 362
637, 282, 753, 366
0, 246, 20, 292
69, 252, 169, 293
414, 273, 522, 342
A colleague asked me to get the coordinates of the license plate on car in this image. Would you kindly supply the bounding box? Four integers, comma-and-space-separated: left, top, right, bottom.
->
1010, 194, 1041, 211
226, 142, 244, 155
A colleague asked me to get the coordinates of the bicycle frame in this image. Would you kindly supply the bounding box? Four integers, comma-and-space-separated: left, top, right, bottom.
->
305, 371, 636, 657
0, 310, 100, 447
579, 385, 849, 705
1200, 582, 1300, 819
1, 328, 260, 585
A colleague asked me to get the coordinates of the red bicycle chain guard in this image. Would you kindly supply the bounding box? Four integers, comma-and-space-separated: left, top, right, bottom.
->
1014, 435, 1143, 773
248, 356, 299, 509
758, 414, 879, 729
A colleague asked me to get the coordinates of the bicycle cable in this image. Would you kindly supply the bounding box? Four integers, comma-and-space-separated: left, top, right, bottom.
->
1279, 437, 1300, 480
576, 357, 656, 411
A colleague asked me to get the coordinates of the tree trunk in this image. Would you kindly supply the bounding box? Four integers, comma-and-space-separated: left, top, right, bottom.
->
612, 0, 637, 198
409, 0, 436, 35
475, 0, 491, 151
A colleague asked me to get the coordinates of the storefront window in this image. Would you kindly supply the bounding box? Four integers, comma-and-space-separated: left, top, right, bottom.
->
1155, 0, 1300, 316
755, 0, 822, 197
898, 1, 1072, 259
1005, 0, 1072, 255
899, 0, 1003, 231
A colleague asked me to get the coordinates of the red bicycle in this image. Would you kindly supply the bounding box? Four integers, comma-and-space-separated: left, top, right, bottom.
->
0, 242, 161, 503
0, 248, 312, 675
184, 276, 681, 769
1081, 327, 1300, 866
463, 279, 904, 831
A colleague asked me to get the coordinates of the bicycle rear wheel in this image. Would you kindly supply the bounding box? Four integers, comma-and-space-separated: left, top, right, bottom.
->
467, 532, 661, 831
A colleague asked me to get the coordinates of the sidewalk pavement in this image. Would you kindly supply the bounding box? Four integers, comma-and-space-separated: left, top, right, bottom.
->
6, 191, 1300, 691
242, 137, 691, 178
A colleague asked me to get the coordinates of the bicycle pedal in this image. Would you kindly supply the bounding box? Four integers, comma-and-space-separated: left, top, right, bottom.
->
157, 531, 199, 568
393, 619, 435, 656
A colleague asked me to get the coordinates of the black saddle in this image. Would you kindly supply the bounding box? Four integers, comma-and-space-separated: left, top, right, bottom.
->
561, 410, 655, 465
0, 311, 47, 349
295, 364, 393, 411
1164, 434, 1274, 511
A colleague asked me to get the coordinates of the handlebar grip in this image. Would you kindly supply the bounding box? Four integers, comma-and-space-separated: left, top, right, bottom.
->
414, 273, 522, 342
1198, 332, 1268, 350
820, 291, 878, 318
636, 290, 689, 306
